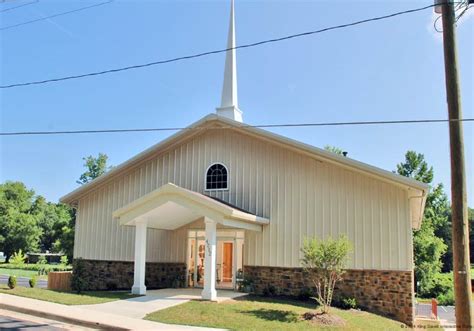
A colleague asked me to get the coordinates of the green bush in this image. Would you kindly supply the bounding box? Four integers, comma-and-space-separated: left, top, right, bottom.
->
437, 288, 455, 306
426, 273, 453, 298
36, 256, 48, 275
333, 296, 357, 310
0, 263, 72, 273
29, 276, 37, 288
71, 258, 88, 294
262, 284, 278, 297
418, 273, 453, 300
8, 276, 17, 289
10, 250, 26, 266
341, 297, 357, 309
60, 255, 69, 267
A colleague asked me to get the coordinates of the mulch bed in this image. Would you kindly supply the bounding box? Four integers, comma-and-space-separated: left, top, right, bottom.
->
302, 311, 346, 327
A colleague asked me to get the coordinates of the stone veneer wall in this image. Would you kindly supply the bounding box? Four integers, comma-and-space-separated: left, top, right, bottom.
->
77, 259, 186, 291
244, 266, 414, 326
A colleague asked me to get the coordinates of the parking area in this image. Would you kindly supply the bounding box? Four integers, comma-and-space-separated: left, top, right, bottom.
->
416, 302, 455, 324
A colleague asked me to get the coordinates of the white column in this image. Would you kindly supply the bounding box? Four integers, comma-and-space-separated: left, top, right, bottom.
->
201, 217, 217, 301
131, 220, 147, 295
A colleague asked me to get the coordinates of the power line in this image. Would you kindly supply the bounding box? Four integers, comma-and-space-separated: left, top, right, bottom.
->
1, 3, 437, 89
1, 118, 472, 136
0, 0, 113, 31
0, 0, 38, 13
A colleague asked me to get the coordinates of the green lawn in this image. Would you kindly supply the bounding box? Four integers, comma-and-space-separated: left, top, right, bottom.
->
0, 285, 138, 305
145, 296, 403, 330
0, 267, 48, 280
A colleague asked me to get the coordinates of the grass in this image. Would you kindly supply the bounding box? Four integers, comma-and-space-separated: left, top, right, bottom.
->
0, 285, 138, 305
0, 267, 48, 280
145, 296, 403, 330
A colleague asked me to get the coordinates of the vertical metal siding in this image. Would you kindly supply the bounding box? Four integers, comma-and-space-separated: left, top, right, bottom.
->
74, 129, 412, 270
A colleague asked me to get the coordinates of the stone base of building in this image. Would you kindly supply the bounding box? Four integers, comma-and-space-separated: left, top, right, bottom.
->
76, 259, 186, 291
244, 265, 414, 326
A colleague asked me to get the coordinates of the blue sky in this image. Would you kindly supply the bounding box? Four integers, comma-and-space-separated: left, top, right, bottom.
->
1, 0, 472, 205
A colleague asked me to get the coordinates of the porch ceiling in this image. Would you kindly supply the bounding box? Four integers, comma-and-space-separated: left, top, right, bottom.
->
112, 183, 269, 231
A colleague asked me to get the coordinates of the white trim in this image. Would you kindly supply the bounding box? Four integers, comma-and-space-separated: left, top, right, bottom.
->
61, 114, 428, 205
60, 114, 429, 226
204, 162, 230, 192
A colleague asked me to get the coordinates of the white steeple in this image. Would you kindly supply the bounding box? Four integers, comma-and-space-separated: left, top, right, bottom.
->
216, 0, 243, 123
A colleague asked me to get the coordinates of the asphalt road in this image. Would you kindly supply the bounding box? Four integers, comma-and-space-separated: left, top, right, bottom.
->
0, 309, 92, 331
0, 275, 47, 289
0, 315, 64, 330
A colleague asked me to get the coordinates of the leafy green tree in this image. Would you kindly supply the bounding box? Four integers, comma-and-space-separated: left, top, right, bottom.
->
64, 153, 112, 261
0, 182, 42, 261
32, 197, 72, 252
396, 151, 449, 295
324, 145, 345, 155
439, 207, 474, 271
52, 206, 75, 262
76, 153, 111, 185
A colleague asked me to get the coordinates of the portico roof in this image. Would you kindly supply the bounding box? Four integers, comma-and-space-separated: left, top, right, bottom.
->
112, 183, 269, 232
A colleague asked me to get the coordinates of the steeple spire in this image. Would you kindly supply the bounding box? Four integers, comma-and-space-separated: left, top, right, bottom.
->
216, 0, 243, 123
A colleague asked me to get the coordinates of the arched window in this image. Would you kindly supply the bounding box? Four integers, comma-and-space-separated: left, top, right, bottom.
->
206, 163, 228, 190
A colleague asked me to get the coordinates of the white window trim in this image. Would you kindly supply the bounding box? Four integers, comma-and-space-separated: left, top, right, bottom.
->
204, 162, 229, 192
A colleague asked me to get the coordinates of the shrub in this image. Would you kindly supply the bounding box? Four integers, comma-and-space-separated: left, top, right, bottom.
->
426, 273, 453, 298
8, 276, 17, 289
341, 297, 357, 309
10, 250, 26, 266
262, 284, 278, 297
239, 275, 255, 293
0, 263, 72, 272
29, 277, 37, 288
301, 235, 352, 313
60, 255, 69, 268
332, 295, 357, 309
71, 258, 88, 294
437, 288, 455, 306
36, 255, 48, 275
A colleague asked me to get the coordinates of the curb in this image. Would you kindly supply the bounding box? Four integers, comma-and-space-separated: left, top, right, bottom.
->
0, 302, 128, 330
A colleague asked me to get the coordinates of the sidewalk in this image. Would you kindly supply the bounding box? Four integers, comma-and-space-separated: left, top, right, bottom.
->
0, 294, 220, 330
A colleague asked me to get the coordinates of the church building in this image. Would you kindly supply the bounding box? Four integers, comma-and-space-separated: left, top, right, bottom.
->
61, 1, 428, 326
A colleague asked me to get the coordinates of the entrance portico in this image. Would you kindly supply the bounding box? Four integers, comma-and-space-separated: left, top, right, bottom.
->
112, 183, 269, 300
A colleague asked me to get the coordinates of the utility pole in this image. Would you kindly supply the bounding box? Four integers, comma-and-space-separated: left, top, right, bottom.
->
439, 0, 473, 329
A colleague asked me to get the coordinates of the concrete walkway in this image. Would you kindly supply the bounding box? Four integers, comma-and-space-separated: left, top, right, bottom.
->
81, 288, 247, 319
0, 293, 222, 330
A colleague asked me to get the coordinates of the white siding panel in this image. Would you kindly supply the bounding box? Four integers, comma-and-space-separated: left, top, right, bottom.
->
74, 129, 413, 271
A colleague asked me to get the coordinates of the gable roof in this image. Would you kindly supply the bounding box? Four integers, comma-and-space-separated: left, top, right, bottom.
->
60, 114, 429, 228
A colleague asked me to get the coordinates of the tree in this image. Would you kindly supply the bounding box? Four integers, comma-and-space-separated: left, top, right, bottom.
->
324, 145, 345, 156
301, 235, 352, 314
396, 151, 449, 295
77, 153, 111, 185
61, 153, 112, 262
32, 197, 71, 252
52, 205, 75, 262
0, 182, 43, 261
